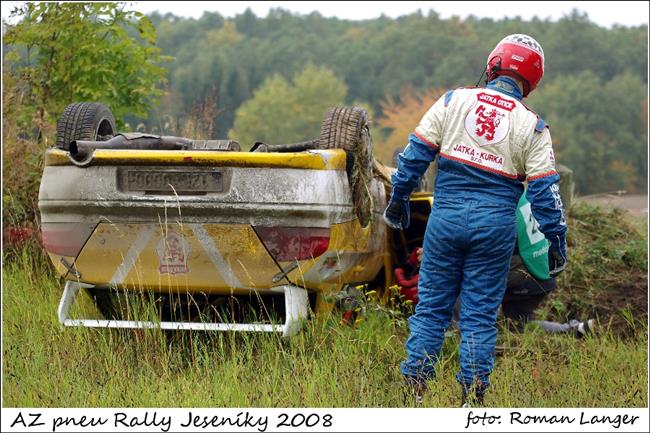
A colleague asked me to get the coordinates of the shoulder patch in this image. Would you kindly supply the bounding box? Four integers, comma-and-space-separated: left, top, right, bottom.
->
444, 90, 454, 107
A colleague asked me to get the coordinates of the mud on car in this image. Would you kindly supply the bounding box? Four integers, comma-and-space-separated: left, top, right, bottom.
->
39, 102, 433, 336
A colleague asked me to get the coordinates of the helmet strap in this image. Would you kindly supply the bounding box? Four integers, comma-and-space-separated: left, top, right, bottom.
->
475, 69, 486, 87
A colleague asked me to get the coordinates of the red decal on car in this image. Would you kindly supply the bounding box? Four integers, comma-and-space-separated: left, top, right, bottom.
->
156, 231, 190, 275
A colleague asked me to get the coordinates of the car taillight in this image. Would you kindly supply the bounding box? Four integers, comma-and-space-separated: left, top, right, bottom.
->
41, 222, 96, 257
254, 227, 330, 262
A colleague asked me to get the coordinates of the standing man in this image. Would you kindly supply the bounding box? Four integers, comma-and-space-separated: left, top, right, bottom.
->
383, 34, 567, 406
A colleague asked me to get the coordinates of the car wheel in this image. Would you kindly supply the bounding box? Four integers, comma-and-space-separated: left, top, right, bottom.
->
56, 102, 116, 150
319, 106, 374, 228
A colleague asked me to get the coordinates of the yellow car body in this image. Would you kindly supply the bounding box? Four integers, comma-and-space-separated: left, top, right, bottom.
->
39, 104, 433, 336
40, 146, 433, 335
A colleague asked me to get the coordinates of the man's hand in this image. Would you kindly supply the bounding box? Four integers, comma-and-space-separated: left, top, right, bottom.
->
383, 195, 410, 230
548, 234, 567, 276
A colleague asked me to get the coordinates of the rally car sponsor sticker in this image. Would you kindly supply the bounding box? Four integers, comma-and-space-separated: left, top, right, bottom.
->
156, 231, 190, 275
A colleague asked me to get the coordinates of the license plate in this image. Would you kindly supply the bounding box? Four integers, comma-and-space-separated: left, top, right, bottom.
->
119, 169, 224, 193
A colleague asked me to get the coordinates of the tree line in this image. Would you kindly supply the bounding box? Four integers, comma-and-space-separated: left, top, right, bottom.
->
3, 4, 647, 195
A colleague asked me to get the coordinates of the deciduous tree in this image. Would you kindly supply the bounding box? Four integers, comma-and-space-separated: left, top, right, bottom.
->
229, 64, 347, 147
375, 85, 446, 164
3, 2, 170, 134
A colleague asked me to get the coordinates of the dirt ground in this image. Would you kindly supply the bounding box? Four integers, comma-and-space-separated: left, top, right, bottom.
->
576, 193, 648, 216
570, 193, 647, 337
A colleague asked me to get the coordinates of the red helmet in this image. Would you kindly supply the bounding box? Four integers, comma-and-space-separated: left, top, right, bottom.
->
486, 34, 544, 97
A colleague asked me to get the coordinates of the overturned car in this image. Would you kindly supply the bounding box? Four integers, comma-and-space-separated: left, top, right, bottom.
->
39, 102, 434, 336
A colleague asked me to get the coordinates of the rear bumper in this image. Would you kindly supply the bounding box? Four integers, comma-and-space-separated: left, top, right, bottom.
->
57, 281, 310, 337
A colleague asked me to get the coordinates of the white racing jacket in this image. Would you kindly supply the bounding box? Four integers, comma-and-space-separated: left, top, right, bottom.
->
391, 76, 566, 250
415, 86, 556, 182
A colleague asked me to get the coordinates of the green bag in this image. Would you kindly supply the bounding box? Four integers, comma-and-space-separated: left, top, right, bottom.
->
516, 194, 551, 280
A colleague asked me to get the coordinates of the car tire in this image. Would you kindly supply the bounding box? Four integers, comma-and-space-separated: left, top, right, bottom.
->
319, 106, 374, 228
56, 102, 116, 150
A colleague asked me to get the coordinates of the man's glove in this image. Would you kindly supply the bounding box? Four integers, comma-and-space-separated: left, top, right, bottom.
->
383, 194, 410, 230
548, 234, 567, 277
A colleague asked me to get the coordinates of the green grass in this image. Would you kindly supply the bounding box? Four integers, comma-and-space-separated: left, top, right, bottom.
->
2, 243, 647, 408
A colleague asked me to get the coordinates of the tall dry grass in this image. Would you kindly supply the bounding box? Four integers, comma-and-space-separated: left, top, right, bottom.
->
2, 239, 647, 407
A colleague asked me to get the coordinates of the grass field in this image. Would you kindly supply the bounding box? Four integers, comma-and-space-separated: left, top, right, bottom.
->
2, 213, 648, 408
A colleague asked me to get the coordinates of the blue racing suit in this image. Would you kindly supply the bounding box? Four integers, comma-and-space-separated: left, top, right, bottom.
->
388, 76, 567, 390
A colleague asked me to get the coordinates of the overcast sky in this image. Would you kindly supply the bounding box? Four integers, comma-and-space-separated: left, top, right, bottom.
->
1, 1, 649, 27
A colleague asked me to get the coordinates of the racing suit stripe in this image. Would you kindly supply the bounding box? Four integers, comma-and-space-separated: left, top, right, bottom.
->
527, 170, 558, 181
439, 153, 520, 180
413, 131, 440, 149
444, 89, 454, 107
